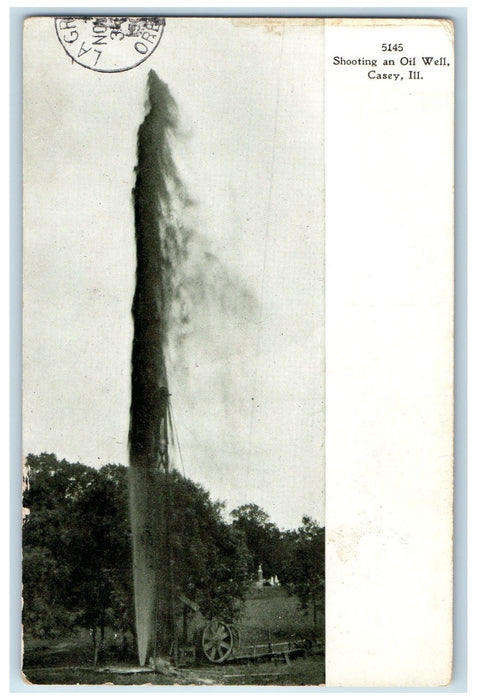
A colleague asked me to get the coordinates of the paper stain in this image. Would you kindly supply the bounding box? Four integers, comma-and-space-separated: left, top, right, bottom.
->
328, 525, 367, 563
324, 17, 455, 53
324, 18, 451, 29
229, 17, 324, 35
328, 524, 409, 562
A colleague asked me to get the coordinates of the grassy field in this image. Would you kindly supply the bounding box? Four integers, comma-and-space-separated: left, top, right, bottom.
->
22, 587, 325, 687
239, 586, 320, 642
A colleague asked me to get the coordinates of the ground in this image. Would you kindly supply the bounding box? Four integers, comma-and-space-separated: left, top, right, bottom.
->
22, 587, 325, 687
23, 657, 325, 686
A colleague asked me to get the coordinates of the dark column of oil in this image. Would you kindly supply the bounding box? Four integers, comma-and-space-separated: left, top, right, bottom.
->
129, 70, 181, 666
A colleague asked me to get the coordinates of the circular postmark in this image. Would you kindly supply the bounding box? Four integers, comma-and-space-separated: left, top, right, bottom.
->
55, 17, 165, 73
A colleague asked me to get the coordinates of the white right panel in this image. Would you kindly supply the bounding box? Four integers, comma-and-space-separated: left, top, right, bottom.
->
325, 18, 454, 686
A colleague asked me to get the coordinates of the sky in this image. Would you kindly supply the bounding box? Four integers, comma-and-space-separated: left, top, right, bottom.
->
23, 17, 325, 530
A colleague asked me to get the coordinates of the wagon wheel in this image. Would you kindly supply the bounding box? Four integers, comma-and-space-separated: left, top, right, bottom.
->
202, 620, 234, 663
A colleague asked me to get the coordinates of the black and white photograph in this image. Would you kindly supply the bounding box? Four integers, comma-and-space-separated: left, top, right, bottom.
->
22, 16, 325, 685
21, 14, 457, 688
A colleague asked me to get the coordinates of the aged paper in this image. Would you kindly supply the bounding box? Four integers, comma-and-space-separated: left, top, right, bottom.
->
325, 18, 454, 686
22, 16, 453, 687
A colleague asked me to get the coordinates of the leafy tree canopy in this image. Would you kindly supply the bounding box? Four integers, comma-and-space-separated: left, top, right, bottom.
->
280, 516, 325, 635
230, 503, 282, 579
23, 454, 251, 648
23, 454, 325, 652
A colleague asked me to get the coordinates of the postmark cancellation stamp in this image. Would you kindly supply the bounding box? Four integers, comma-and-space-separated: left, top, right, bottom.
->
55, 17, 165, 73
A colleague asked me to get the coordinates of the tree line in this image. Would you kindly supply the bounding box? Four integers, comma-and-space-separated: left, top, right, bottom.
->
23, 453, 324, 655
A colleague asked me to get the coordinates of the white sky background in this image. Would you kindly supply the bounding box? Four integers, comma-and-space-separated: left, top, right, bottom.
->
23, 17, 324, 530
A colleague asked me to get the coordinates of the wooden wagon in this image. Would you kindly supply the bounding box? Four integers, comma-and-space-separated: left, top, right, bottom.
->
199, 618, 312, 664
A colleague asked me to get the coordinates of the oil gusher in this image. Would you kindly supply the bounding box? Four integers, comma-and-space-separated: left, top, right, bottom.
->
129, 70, 183, 666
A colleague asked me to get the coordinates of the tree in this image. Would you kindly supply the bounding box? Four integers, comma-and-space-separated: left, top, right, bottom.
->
22, 454, 134, 661
22, 454, 252, 660
160, 471, 251, 627
230, 503, 282, 580
22, 545, 73, 639
280, 516, 325, 636
66, 463, 133, 663
22, 453, 99, 640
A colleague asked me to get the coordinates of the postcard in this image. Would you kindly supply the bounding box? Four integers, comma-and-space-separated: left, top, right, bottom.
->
22, 16, 454, 686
